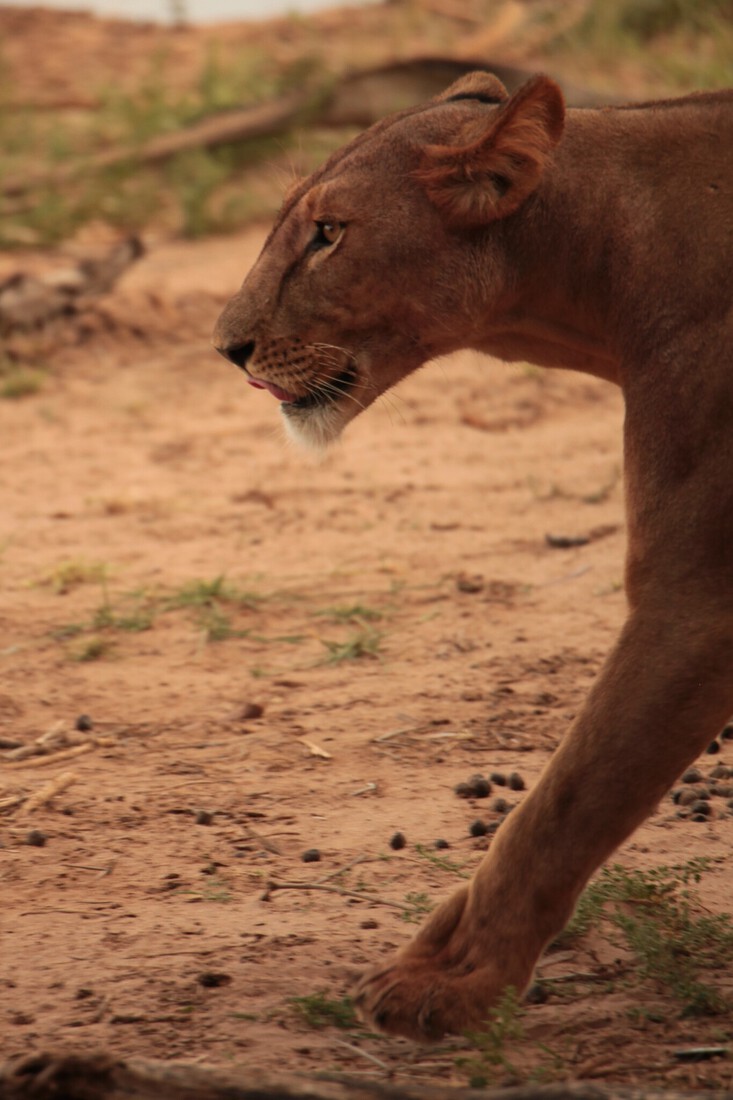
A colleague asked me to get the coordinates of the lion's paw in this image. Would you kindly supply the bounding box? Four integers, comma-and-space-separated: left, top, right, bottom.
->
355, 956, 503, 1041
354, 886, 532, 1041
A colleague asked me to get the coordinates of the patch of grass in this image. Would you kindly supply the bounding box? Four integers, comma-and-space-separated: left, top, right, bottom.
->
165, 574, 260, 610
319, 626, 384, 664
457, 987, 525, 1088
289, 991, 357, 1030
414, 843, 471, 879
400, 891, 435, 923
556, 860, 733, 1016
0, 360, 46, 399
546, 0, 733, 90
39, 559, 109, 595
92, 599, 155, 633
316, 603, 383, 624
68, 635, 115, 662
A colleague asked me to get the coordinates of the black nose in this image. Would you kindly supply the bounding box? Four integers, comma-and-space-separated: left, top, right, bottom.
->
216, 340, 255, 371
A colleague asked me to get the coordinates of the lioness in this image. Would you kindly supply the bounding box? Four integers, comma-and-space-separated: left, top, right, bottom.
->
214, 72, 733, 1041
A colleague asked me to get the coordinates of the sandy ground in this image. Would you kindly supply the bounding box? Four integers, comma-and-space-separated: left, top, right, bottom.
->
2, 5, 733, 1095
3, 225, 733, 1093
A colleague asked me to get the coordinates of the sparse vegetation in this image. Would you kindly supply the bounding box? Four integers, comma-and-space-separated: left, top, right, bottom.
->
319, 625, 384, 664
289, 991, 357, 1030
555, 860, 733, 1016
457, 988, 526, 1088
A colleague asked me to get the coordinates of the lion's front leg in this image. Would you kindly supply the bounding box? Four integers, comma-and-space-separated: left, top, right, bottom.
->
356, 606, 733, 1039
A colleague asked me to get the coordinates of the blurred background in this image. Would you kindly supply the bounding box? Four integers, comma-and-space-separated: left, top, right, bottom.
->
0, 0, 731, 250
2, 0, 376, 20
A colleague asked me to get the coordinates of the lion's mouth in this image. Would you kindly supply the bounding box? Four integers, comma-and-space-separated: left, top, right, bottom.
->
248, 366, 357, 412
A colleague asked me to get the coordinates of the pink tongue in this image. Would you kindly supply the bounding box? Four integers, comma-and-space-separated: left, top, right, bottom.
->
247, 377, 297, 403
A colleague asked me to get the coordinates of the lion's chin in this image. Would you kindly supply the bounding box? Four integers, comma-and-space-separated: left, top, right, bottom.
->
281, 400, 355, 451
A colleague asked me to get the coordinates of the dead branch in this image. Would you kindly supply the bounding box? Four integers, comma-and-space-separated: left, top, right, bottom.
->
0, 59, 606, 202
1, 1050, 729, 1100
0, 237, 143, 332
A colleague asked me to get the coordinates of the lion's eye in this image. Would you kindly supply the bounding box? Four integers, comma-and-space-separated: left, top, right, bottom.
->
313, 221, 344, 248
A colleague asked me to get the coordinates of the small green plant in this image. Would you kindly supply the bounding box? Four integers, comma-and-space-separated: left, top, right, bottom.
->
400, 892, 435, 923
40, 559, 109, 595
316, 603, 383, 624
555, 860, 733, 1016
319, 626, 383, 664
69, 636, 114, 662
0, 362, 45, 399
414, 843, 471, 879
289, 991, 357, 1030
457, 987, 525, 1088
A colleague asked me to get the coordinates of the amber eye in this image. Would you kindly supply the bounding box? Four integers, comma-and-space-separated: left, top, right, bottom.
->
313, 220, 344, 248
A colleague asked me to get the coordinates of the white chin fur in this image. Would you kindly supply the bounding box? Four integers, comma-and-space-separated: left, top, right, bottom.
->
281, 402, 351, 451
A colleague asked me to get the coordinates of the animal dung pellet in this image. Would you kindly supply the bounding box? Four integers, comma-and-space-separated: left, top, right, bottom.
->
507, 772, 525, 791
469, 819, 488, 837
389, 831, 406, 850
301, 848, 321, 863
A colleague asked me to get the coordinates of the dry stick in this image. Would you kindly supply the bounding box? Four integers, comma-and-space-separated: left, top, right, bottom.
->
262, 879, 412, 912
315, 854, 370, 884
331, 1038, 391, 1073
3, 742, 96, 769
20, 770, 77, 814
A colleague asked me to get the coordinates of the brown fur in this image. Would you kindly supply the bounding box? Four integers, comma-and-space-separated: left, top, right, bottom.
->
214, 72, 733, 1040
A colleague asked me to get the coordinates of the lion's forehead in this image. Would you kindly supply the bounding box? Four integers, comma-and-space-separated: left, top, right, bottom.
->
272, 101, 475, 232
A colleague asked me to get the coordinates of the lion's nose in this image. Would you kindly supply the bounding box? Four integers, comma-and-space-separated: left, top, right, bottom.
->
215, 340, 255, 371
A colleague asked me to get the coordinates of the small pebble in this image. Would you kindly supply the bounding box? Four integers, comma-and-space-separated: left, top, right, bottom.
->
709, 764, 731, 779
721, 725, 733, 741
389, 831, 406, 851
360, 918, 379, 929
489, 772, 507, 786
507, 772, 525, 791
26, 830, 46, 847
434, 838, 450, 850
691, 800, 711, 816
707, 740, 721, 754
676, 789, 699, 807
469, 819, 488, 837
682, 767, 702, 784
454, 782, 473, 799
492, 797, 509, 815
75, 714, 94, 732
302, 849, 321, 863
194, 810, 214, 826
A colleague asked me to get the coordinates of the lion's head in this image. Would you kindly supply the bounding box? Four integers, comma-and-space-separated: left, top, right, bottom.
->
213, 71, 564, 448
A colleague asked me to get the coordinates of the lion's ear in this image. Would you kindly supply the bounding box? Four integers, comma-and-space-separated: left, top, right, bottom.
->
417, 75, 565, 226
433, 70, 509, 105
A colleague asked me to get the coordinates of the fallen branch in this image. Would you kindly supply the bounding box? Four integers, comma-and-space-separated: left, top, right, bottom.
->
0, 237, 143, 332
262, 878, 409, 912
0, 1049, 726, 1100
1, 58, 606, 202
